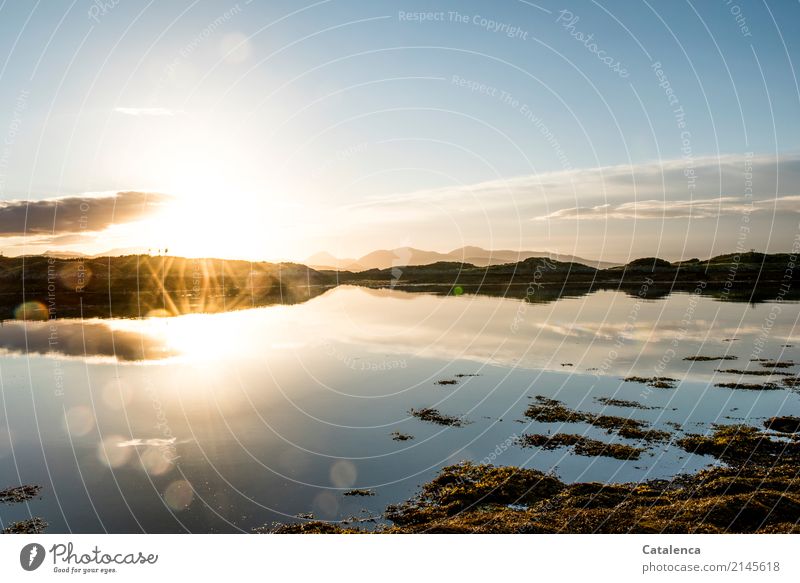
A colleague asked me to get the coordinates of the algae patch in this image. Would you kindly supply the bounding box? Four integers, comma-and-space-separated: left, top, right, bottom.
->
410, 407, 468, 427
517, 433, 643, 460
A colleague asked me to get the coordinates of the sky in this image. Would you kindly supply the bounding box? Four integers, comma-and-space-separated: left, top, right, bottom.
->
0, 0, 798, 263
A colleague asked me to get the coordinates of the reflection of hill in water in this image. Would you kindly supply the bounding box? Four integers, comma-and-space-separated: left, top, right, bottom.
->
373, 281, 800, 305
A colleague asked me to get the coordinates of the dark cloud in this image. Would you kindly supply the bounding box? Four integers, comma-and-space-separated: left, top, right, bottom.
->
0, 191, 171, 236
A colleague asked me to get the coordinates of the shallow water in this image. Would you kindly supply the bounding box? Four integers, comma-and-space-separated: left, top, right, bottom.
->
0, 286, 797, 532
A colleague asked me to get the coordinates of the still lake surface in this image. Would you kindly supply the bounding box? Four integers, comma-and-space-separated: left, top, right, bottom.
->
1, 285, 797, 532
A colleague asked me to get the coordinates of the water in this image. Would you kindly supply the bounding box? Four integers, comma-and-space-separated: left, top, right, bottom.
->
0, 286, 797, 532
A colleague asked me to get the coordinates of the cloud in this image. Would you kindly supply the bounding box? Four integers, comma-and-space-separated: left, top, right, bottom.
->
534, 195, 800, 221
0, 191, 171, 236
114, 107, 183, 116
347, 153, 800, 221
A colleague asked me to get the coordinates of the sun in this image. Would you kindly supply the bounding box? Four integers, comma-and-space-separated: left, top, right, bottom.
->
148, 149, 281, 259
109, 112, 303, 260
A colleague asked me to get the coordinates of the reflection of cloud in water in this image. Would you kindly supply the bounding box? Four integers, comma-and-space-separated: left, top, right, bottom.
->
301, 287, 800, 378
0, 320, 178, 361
116, 438, 179, 448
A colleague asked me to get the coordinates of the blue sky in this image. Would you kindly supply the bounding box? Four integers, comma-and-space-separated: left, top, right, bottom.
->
0, 0, 798, 261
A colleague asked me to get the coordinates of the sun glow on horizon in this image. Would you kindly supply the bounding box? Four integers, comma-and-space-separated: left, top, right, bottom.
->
101, 108, 312, 261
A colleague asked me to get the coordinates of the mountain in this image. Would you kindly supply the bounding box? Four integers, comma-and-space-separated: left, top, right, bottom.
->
42, 250, 89, 259
447, 246, 619, 269
306, 246, 619, 270
305, 251, 363, 271
91, 246, 150, 257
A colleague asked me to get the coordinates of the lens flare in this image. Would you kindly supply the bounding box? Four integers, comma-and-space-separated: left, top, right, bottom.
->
164, 479, 194, 510
13, 301, 48, 321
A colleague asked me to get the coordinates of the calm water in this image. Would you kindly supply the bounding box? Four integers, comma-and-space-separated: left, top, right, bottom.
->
1, 286, 798, 532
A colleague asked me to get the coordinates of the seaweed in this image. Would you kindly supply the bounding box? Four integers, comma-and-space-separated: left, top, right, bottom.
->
260, 521, 362, 534
0, 484, 41, 504
385, 462, 564, 526
764, 416, 800, 434
716, 368, 792, 376
435, 379, 458, 386
752, 359, 795, 369
343, 489, 375, 496
624, 376, 678, 389
684, 355, 737, 361
715, 382, 783, 391
524, 396, 669, 442
677, 424, 800, 465
517, 433, 643, 460
390, 431, 414, 441
272, 422, 800, 534
523, 396, 585, 423
596, 397, 655, 410
2, 517, 48, 534
380, 460, 800, 533
410, 407, 468, 427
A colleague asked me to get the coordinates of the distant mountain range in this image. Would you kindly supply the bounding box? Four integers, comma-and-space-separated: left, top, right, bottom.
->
37, 247, 151, 259
306, 246, 620, 270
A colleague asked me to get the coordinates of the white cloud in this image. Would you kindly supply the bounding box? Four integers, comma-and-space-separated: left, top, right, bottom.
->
351, 153, 800, 214
534, 195, 800, 221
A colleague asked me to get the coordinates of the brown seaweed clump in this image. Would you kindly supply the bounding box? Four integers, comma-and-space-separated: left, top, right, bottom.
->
684, 355, 737, 362
0, 484, 42, 504
379, 459, 800, 533
624, 376, 678, 389
343, 489, 375, 497
385, 462, 565, 529
517, 433, 643, 460
715, 382, 782, 391
677, 424, 800, 465
410, 407, 468, 427
390, 431, 414, 441
0, 484, 47, 534
716, 368, 793, 376
524, 396, 669, 442
752, 359, 795, 369
763, 416, 800, 434
2, 517, 48, 534
596, 397, 654, 410
261, 521, 364, 534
